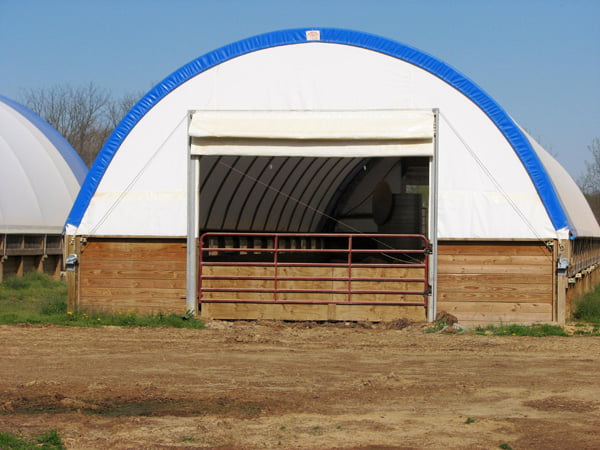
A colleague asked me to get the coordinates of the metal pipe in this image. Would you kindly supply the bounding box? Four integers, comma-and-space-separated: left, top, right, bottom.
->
200, 299, 427, 306
198, 232, 430, 308
428, 108, 440, 323
186, 146, 199, 314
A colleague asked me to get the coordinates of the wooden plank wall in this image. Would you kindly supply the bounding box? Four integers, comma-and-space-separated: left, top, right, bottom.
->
75, 238, 558, 324
1, 256, 22, 280
201, 302, 426, 322
0, 234, 64, 281
200, 264, 427, 322
78, 238, 187, 315
566, 266, 600, 318
437, 241, 555, 325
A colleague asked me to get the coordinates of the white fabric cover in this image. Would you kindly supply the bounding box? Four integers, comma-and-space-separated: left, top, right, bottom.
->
524, 130, 600, 237
190, 110, 434, 157
189, 110, 434, 140
75, 43, 558, 239
191, 139, 433, 157
0, 100, 83, 233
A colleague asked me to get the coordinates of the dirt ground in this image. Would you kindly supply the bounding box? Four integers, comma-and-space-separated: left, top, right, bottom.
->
1, 321, 599, 450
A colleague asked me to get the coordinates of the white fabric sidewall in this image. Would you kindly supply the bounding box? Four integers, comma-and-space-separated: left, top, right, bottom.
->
524, 130, 600, 237
0, 101, 81, 233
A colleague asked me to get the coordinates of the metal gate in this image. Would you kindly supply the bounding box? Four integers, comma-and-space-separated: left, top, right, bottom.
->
198, 232, 430, 307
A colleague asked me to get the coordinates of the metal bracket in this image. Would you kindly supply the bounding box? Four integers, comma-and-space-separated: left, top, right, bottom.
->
557, 257, 569, 277
65, 253, 79, 272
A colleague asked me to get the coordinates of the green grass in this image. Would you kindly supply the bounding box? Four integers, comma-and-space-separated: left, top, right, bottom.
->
0, 272, 67, 323
0, 429, 64, 449
474, 323, 569, 337
573, 284, 600, 323
0, 272, 204, 329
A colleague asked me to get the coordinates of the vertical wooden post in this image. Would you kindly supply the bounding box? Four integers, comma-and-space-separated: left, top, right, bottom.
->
0, 234, 5, 283
53, 256, 61, 280
37, 235, 46, 274
555, 239, 570, 325
16, 256, 24, 277
65, 235, 80, 313
35, 256, 44, 273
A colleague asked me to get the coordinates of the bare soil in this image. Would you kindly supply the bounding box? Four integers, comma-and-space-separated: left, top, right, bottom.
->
1, 321, 599, 449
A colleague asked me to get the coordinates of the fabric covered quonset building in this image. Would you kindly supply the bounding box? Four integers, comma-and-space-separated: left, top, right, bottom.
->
0, 95, 87, 281
65, 28, 600, 325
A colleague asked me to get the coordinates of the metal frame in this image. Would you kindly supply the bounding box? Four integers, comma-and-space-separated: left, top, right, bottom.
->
198, 232, 429, 306
186, 108, 439, 319
428, 109, 439, 322
186, 112, 200, 313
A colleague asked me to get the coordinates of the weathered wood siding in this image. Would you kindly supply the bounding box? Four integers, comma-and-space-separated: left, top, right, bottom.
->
566, 266, 600, 318
1, 234, 64, 281
75, 238, 558, 324
78, 238, 187, 314
201, 302, 426, 322
437, 241, 555, 325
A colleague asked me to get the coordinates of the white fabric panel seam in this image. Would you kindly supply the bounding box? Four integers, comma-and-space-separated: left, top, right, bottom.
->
190, 139, 433, 157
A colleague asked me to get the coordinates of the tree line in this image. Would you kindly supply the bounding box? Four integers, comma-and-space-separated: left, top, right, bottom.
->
20, 83, 141, 167
20, 83, 600, 221
579, 138, 600, 222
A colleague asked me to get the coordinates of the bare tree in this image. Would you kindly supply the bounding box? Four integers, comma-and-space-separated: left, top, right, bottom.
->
20, 83, 142, 167
105, 91, 143, 129
579, 139, 600, 193
578, 138, 600, 222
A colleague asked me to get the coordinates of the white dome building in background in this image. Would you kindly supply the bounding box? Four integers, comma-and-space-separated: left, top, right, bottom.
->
0, 95, 87, 280
64, 28, 600, 324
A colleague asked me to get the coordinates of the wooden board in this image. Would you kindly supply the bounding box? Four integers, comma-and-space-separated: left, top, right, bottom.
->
2, 256, 21, 279
438, 242, 553, 256
438, 273, 553, 285
75, 237, 558, 324
566, 265, 600, 317
78, 238, 187, 314
199, 263, 427, 311
437, 241, 554, 325
42, 255, 61, 278
1, 248, 63, 280
201, 302, 426, 322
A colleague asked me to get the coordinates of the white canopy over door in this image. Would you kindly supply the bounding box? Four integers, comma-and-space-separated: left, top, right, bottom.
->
189, 109, 435, 157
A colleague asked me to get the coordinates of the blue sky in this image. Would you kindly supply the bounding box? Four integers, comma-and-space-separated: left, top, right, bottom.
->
1, 0, 598, 179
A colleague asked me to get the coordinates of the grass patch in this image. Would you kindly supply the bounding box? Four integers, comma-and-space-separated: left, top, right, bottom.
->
573, 284, 600, 323
0, 429, 64, 449
572, 326, 600, 336
474, 323, 569, 337
0, 272, 204, 329
0, 272, 67, 324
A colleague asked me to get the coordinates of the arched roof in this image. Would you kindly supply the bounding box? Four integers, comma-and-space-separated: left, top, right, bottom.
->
67, 28, 569, 233
0, 95, 87, 233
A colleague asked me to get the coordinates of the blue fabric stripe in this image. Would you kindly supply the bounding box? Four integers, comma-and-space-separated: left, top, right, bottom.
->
0, 95, 88, 184
66, 28, 568, 231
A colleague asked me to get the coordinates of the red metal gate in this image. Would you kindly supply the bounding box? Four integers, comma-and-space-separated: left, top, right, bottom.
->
198, 232, 430, 307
